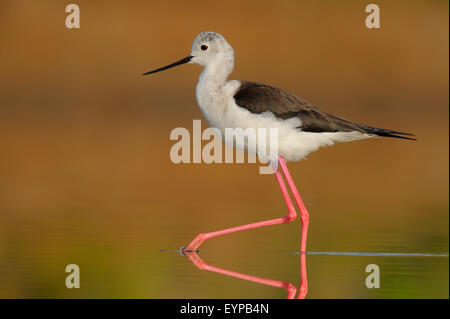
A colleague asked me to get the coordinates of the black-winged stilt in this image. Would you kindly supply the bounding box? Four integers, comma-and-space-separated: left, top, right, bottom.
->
143, 32, 415, 254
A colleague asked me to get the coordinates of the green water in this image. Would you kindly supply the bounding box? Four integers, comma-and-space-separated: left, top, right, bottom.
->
0, 207, 447, 298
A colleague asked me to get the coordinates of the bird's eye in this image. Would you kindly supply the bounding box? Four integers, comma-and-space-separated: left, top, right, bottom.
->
201, 45, 208, 51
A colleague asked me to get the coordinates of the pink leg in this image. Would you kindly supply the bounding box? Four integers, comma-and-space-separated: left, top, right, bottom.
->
186, 252, 298, 299
278, 158, 309, 252
183, 157, 309, 252
297, 252, 308, 299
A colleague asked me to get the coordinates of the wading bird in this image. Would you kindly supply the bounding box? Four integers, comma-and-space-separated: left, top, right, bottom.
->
143, 32, 415, 254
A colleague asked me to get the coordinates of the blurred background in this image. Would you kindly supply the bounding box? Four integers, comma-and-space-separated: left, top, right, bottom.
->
0, 0, 448, 298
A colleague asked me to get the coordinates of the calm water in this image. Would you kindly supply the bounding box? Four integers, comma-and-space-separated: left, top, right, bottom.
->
0, 210, 448, 299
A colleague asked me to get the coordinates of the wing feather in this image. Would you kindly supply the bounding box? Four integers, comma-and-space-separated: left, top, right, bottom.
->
233, 81, 364, 133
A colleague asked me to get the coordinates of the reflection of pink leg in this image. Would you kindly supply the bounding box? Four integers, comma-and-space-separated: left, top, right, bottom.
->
183, 159, 297, 252
186, 252, 298, 299
278, 157, 309, 253
297, 252, 308, 299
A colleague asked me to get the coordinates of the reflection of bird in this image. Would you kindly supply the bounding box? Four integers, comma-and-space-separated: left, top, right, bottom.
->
185, 251, 308, 299
143, 32, 415, 253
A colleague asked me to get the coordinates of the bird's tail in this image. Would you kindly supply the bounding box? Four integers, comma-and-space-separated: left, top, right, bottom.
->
359, 125, 416, 141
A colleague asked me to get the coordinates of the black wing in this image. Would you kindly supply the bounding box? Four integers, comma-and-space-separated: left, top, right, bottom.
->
233, 81, 415, 140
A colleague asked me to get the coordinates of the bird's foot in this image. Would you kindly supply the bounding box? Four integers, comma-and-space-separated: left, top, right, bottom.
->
180, 246, 199, 255
182, 233, 208, 254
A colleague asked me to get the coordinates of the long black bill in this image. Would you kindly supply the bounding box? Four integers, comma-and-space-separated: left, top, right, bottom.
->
142, 56, 193, 76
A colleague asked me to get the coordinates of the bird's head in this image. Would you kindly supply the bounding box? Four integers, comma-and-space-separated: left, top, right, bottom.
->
189, 32, 234, 67
143, 31, 234, 76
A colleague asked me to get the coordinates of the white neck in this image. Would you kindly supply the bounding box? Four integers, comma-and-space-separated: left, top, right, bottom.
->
195, 54, 234, 123
198, 54, 234, 87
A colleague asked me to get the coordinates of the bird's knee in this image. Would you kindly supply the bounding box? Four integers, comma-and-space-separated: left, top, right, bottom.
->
301, 213, 310, 225
284, 214, 297, 223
